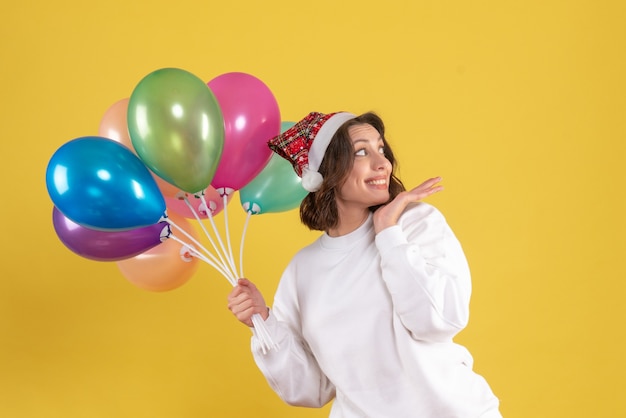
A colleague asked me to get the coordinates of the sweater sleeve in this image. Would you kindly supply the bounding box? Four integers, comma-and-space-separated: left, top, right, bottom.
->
250, 263, 335, 407
375, 203, 472, 342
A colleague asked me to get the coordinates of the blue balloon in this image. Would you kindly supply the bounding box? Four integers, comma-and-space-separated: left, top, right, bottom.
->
46, 136, 166, 230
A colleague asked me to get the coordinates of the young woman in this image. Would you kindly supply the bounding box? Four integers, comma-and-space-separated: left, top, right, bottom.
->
227, 111, 501, 417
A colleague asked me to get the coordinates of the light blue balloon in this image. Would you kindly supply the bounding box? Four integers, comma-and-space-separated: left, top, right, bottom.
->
46, 136, 166, 230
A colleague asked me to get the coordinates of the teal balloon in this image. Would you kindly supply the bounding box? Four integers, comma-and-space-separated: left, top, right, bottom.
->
240, 153, 308, 214
239, 122, 307, 214
127, 68, 225, 194
45, 136, 166, 230
280, 121, 295, 133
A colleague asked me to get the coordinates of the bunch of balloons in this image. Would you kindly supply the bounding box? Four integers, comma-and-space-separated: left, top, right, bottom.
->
46, 68, 308, 352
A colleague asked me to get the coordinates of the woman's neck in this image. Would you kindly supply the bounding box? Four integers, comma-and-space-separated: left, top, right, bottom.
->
327, 208, 370, 237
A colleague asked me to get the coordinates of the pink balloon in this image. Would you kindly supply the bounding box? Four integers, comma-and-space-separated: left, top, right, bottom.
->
208, 72, 280, 196
98, 98, 181, 198
165, 187, 231, 219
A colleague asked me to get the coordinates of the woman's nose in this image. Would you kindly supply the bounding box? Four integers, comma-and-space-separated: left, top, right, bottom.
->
373, 152, 390, 170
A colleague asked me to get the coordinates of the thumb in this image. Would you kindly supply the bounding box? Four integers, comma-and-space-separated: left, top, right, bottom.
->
237, 278, 255, 289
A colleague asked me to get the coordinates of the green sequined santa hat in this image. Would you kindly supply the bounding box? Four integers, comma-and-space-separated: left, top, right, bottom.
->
267, 111, 356, 192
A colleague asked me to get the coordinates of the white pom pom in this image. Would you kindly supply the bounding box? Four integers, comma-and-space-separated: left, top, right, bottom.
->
301, 167, 324, 192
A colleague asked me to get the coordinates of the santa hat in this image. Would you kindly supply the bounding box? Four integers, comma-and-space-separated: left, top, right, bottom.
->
268, 111, 356, 192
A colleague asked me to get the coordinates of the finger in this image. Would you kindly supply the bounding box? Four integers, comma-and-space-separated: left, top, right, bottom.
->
232, 307, 254, 326
229, 297, 252, 312
409, 177, 443, 196
237, 278, 258, 291
411, 184, 443, 198
229, 279, 258, 299
228, 292, 252, 310
228, 285, 246, 300
405, 188, 442, 204
233, 303, 261, 327
414, 176, 442, 191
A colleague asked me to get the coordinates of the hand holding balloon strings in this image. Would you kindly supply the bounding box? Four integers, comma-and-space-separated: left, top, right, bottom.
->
162, 191, 278, 353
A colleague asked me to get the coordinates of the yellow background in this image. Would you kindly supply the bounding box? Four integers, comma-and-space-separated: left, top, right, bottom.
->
1, 0, 625, 417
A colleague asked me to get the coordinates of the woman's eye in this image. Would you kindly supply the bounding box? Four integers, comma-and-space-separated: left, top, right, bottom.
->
379, 146, 385, 154
355, 149, 367, 156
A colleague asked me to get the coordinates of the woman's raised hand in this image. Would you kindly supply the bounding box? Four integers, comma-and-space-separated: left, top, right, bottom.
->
373, 176, 443, 233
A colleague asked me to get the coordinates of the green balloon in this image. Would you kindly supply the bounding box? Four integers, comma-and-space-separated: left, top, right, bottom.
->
240, 153, 308, 215
128, 68, 224, 194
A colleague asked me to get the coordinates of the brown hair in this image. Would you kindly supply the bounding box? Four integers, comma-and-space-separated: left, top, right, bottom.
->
299, 112, 405, 231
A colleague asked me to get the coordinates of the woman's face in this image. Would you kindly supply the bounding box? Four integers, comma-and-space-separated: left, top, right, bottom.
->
335, 123, 392, 213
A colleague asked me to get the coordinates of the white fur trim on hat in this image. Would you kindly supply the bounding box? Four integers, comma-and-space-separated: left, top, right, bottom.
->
308, 112, 356, 172
304, 112, 355, 191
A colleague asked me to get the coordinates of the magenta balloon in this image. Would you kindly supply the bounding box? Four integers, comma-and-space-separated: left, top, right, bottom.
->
208, 72, 279, 194
52, 207, 168, 261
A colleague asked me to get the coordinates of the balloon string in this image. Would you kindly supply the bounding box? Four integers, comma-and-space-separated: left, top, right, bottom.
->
198, 194, 239, 280
184, 195, 238, 282
165, 217, 235, 285
168, 235, 236, 285
177, 194, 278, 353
220, 194, 238, 277
237, 210, 278, 353
239, 211, 253, 278
252, 314, 280, 353
167, 212, 233, 281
